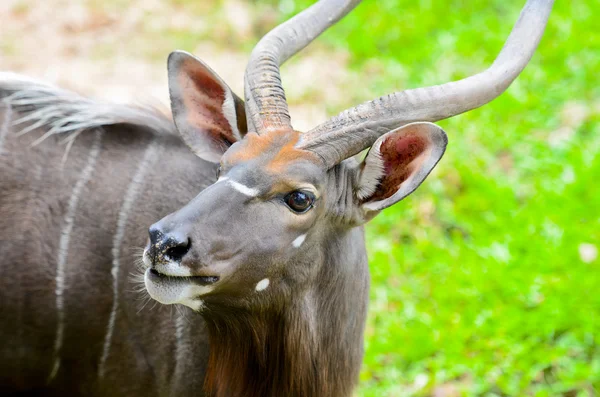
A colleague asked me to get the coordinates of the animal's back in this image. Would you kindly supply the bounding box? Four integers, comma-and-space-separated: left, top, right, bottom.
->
0, 108, 212, 396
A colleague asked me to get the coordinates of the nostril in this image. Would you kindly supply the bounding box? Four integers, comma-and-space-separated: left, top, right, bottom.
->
165, 238, 191, 262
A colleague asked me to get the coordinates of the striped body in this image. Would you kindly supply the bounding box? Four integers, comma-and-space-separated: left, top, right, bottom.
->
0, 109, 211, 396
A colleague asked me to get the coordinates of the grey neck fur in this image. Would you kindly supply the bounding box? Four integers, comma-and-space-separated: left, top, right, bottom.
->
202, 228, 369, 396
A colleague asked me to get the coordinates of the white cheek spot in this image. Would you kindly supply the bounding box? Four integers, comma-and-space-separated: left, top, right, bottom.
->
292, 234, 306, 248
228, 180, 259, 197
255, 278, 270, 292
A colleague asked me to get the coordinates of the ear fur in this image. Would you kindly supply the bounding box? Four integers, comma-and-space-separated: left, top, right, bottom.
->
168, 50, 247, 163
357, 122, 447, 213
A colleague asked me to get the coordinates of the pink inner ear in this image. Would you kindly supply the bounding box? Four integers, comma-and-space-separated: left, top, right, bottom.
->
179, 59, 235, 145
368, 133, 429, 202
381, 133, 427, 172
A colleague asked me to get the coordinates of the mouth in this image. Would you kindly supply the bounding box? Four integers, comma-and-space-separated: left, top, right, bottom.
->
148, 268, 219, 286
142, 249, 219, 285
144, 267, 219, 311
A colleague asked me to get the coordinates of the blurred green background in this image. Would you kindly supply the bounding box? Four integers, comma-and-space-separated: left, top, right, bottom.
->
301, 1, 599, 396
310, 1, 600, 396
2, 0, 598, 395
282, 1, 600, 395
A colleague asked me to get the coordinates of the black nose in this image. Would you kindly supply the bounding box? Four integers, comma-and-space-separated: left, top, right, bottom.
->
148, 225, 191, 263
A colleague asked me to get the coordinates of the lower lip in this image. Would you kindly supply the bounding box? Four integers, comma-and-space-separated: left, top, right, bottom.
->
144, 268, 188, 305
144, 267, 219, 307
144, 268, 217, 305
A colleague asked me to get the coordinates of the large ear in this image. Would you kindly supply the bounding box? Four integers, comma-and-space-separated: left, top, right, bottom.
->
356, 122, 447, 214
168, 50, 247, 163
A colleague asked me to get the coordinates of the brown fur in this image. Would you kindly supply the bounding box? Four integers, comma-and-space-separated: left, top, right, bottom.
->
223, 130, 317, 169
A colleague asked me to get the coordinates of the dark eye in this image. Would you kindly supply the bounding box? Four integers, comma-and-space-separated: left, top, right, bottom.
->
284, 191, 315, 213
215, 165, 221, 181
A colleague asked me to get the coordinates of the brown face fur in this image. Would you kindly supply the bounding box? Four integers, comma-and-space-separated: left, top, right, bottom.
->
141, 116, 368, 397
223, 129, 320, 171
151, 53, 447, 318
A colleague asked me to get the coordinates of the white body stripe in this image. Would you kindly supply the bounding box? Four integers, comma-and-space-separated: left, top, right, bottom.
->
98, 141, 158, 378
49, 130, 103, 382
292, 234, 307, 248
175, 311, 187, 363
0, 103, 12, 153
228, 180, 259, 197
170, 310, 188, 395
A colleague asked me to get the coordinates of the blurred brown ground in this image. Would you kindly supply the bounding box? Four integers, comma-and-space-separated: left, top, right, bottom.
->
0, 0, 357, 132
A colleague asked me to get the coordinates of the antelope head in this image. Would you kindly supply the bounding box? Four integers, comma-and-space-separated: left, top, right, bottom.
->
143, 0, 553, 313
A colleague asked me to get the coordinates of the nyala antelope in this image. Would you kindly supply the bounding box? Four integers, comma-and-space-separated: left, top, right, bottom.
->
0, 0, 552, 396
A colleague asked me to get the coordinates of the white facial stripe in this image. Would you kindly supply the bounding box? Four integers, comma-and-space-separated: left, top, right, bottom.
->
255, 278, 270, 292
228, 180, 260, 197
292, 234, 306, 248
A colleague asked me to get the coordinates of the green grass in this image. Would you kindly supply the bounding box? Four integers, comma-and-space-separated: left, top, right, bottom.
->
276, 1, 600, 395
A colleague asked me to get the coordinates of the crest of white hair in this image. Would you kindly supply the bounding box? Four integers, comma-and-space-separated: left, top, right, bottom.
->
356, 139, 386, 200
0, 72, 175, 145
